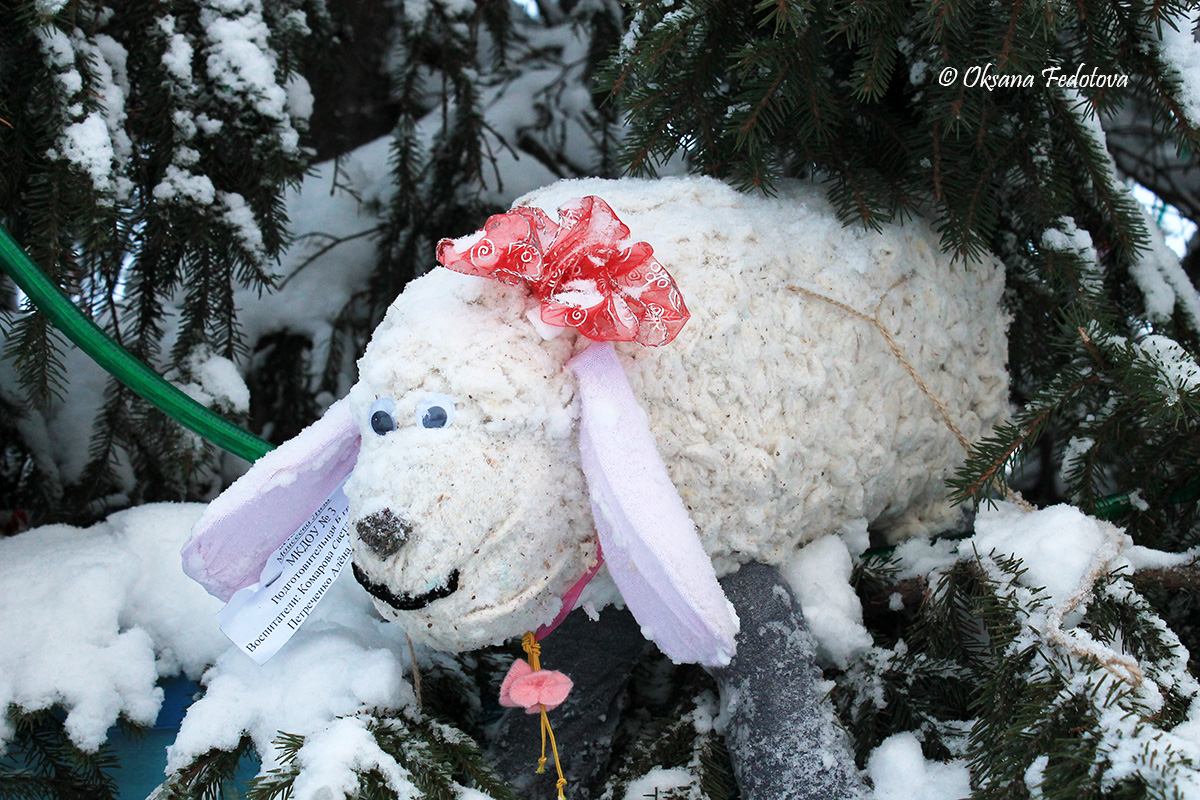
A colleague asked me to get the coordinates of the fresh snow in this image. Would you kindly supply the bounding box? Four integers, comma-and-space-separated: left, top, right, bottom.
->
60, 114, 118, 195
166, 571, 416, 774
35, 25, 80, 90
161, 27, 195, 85
153, 164, 217, 206
621, 767, 695, 800
176, 349, 252, 414
1157, 8, 1200, 128
219, 190, 267, 258
1058, 88, 1200, 335
0, 504, 225, 753
1129, 203, 1200, 330
1059, 435, 1095, 482
972, 503, 1126, 608
867, 733, 971, 800
35, 26, 128, 197
1136, 333, 1200, 403
783, 532, 874, 670
287, 716, 418, 800
1041, 216, 1103, 295
868, 503, 1200, 799
201, 1, 293, 127
0, 500, 421, 798
84, 33, 135, 200
285, 73, 315, 121
34, 0, 68, 15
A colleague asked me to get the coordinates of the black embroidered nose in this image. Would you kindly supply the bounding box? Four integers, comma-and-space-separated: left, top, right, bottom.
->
355, 510, 412, 558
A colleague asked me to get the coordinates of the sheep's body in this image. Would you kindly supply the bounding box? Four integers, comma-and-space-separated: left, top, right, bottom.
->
345, 176, 1007, 652
524, 177, 1008, 570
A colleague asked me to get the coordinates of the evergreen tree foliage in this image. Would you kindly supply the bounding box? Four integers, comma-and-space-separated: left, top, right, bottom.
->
839, 544, 1200, 799
155, 710, 520, 800
950, 311, 1200, 547
0, 0, 627, 516
0, 710, 121, 800
598, 662, 736, 800
282, 714, 516, 800
150, 736, 256, 800
293, 0, 626, 436
0, 0, 320, 520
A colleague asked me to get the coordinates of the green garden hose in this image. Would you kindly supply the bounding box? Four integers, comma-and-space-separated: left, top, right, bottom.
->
1092, 480, 1200, 520
0, 221, 273, 463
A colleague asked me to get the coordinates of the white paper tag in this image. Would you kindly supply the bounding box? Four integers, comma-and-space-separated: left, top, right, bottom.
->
216, 479, 353, 664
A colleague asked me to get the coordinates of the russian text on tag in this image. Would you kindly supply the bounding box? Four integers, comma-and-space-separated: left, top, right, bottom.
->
216, 479, 353, 664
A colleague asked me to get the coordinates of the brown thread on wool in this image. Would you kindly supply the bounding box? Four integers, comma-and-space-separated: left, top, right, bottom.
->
786, 282, 1032, 510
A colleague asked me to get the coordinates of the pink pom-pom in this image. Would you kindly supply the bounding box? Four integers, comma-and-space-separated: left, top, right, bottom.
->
498, 659, 573, 713
499, 658, 533, 707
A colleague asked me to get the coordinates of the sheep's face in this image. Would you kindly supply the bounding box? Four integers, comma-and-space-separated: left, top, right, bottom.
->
344, 270, 596, 651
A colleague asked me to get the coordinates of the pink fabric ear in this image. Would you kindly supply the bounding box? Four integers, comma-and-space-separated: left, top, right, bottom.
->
181, 397, 361, 601
568, 342, 739, 667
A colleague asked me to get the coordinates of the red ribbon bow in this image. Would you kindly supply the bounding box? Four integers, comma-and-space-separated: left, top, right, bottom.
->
436, 196, 689, 347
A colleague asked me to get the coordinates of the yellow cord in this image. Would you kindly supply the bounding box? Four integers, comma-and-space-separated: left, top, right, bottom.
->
523, 631, 542, 670
522, 632, 567, 799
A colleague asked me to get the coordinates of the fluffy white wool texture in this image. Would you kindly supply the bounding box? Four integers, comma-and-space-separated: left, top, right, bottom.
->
345, 176, 1008, 652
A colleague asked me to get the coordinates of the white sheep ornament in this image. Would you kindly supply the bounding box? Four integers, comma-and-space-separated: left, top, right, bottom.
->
183, 176, 1008, 800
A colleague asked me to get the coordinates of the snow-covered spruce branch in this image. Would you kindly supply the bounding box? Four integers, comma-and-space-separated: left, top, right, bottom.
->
949, 376, 1099, 505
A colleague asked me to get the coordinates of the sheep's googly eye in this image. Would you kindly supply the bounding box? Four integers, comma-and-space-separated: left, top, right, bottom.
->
369, 398, 397, 435
416, 393, 456, 429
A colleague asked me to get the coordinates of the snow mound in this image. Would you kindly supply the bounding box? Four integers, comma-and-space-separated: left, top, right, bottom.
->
972, 502, 1128, 607
165, 570, 416, 773
0, 504, 225, 752
782, 532, 873, 670
867, 732, 971, 800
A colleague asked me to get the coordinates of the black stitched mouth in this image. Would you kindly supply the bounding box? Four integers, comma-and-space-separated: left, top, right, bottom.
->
352, 563, 460, 611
